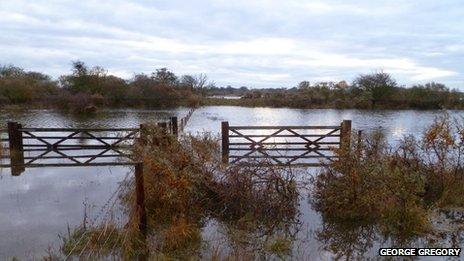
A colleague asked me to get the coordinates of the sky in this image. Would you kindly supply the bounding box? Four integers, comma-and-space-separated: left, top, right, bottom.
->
0, 0, 463, 89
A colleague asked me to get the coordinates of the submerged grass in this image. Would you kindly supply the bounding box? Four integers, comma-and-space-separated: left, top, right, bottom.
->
60, 224, 123, 257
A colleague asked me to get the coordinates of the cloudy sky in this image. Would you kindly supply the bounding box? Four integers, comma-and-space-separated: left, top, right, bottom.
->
0, 0, 463, 88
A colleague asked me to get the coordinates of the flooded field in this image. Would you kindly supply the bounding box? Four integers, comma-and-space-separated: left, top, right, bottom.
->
0, 106, 463, 259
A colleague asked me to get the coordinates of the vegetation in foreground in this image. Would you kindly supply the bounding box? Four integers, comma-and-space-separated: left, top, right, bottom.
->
59, 128, 300, 260
311, 114, 464, 258
1, 62, 463, 113
50, 115, 464, 260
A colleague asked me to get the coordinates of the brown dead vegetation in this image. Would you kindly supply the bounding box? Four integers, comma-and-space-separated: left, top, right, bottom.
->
312, 113, 464, 239
60, 125, 300, 260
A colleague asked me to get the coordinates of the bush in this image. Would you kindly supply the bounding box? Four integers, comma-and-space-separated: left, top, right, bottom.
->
0, 65, 58, 104
126, 127, 300, 258
312, 114, 464, 239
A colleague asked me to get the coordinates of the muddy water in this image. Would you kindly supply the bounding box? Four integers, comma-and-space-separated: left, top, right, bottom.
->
0, 106, 462, 259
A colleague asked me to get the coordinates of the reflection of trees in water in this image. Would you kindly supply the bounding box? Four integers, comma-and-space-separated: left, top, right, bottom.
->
424, 209, 464, 249
205, 163, 302, 259
215, 211, 302, 260
316, 218, 377, 260
316, 209, 464, 260
57, 133, 304, 260
315, 217, 436, 259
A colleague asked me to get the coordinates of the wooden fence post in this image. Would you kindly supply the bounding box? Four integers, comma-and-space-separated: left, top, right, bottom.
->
134, 162, 148, 259
356, 130, 362, 157
170, 117, 178, 137
157, 122, 167, 133
8, 122, 24, 176
139, 124, 147, 145
221, 121, 229, 164
340, 120, 352, 150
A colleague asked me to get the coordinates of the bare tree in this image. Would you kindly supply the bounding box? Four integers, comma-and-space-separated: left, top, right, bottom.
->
194, 73, 208, 89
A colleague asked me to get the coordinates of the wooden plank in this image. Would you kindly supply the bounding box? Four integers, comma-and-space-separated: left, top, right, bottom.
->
8, 122, 25, 175
229, 155, 337, 159
340, 120, 352, 149
111, 130, 139, 147
0, 162, 137, 168
229, 126, 340, 130
227, 162, 328, 167
135, 163, 147, 237
284, 128, 313, 144
311, 128, 341, 144
23, 154, 130, 160
221, 121, 229, 163
53, 150, 82, 164
170, 117, 178, 136
229, 147, 334, 151
255, 149, 284, 165
21, 136, 132, 140
254, 128, 286, 144
22, 147, 132, 151
229, 134, 340, 138
229, 129, 257, 145
22, 144, 131, 148
19, 127, 139, 132
229, 142, 340, 145
82, 131, 111, 147
25, 150, 52, 164
229, 149, 255, 164
22, 131, 54, 147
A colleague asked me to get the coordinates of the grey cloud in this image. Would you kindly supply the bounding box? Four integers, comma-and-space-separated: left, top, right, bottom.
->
0, 0, 462, 88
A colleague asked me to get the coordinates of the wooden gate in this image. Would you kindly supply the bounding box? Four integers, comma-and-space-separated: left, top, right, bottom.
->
221, 120, 351, 166
0, 114, 196, 175
0, 110, 197, 255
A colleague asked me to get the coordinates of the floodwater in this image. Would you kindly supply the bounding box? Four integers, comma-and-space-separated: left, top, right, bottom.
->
0, 106, 462, 260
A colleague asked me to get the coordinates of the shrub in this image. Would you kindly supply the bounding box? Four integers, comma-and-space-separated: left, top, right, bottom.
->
126, 127, 300, 258
312, 114, 464, 240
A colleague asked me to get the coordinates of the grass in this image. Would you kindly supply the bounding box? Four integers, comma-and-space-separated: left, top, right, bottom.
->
58, 126, 300, 259
55, 114, 464, 259
131, 126, 300, 258
311, 113, 464, 240
265, 236, 292, 258
60, 224, 123, 258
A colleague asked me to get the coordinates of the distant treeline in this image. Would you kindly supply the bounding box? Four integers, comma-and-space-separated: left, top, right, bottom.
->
1, 61, 463, 112
208, 74, 464, 109
0, 61, 206, 113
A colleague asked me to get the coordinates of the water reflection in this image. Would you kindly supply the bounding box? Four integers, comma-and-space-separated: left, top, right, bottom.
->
316, 219, 378, 260
0, 166, 128, 259
1, 106, 463, 259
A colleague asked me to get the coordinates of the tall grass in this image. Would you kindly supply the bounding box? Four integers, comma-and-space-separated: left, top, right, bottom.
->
131, 125, 299, 258
59, 126, 299, 259
312, 114, 464, 239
